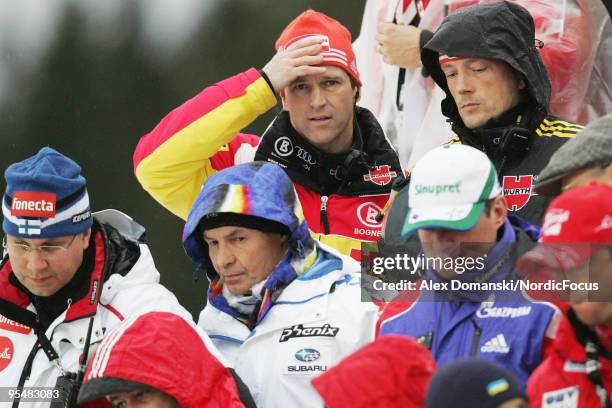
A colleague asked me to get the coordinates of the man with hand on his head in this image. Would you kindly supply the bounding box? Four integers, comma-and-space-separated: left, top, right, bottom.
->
134, 9, 403, 263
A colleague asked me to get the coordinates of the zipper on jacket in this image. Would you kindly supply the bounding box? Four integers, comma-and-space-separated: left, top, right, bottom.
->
470, 320, 482, 357
320, 195, 330, 235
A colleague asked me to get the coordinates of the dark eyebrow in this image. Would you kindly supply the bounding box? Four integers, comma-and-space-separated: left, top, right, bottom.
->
203, 228, 242, 241
291, 76, 307, 85
320, 74, 344, 81
13, 238, 65, 246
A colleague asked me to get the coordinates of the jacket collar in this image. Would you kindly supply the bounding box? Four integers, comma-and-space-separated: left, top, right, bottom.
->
208, 243, 319, 329
0, 225, 107, 328
423, 217, 535, 302
254, 107, 403, 196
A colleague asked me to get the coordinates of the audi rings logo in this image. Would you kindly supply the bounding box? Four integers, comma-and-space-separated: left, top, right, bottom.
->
357, 202, 383, 228
274, 137, 294, 157
296, 147, 316, 165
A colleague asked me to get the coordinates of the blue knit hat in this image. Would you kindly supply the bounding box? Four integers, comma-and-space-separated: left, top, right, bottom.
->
2, 147, 92, 238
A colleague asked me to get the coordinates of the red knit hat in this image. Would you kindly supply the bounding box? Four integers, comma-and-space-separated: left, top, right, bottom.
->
275, 9, 361, 87
519, 182, 612, 271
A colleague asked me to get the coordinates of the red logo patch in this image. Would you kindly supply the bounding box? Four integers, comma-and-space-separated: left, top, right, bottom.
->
11, 191, 56, 218
0, 315, 32, 335
357, 202, 383, 228
0, 337, 14, 372
503, 175, 534, 211
363, 165, 398, 186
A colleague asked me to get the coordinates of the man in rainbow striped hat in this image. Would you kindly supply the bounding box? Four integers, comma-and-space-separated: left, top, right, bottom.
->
182, 161, 378, 408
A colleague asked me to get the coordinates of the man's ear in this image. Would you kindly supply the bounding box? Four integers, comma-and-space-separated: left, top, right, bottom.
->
280, 89, 287, 110
602, 163, 612, 181
354, 86, 360, 103
491, 196, 508, 229
80, 228, 92, 250
516, 72, 526, 90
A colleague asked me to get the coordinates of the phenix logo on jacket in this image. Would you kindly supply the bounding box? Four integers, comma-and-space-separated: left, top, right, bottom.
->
182, 162, 378, 408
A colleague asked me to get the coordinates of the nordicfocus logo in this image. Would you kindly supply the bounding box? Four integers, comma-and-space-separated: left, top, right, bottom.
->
0, 336, 14, 372
356, 202, 383, 230
279, 324, 339, 343
480, 334, 510, 354
11, 191, 56, 218
363, 165, 398, 186
274, 137, 294, 157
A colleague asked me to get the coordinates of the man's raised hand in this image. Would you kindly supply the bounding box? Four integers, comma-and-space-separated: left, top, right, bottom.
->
262, 36, 326, 93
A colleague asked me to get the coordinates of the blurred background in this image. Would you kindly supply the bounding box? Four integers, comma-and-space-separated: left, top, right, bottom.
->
0, 0, 366, 317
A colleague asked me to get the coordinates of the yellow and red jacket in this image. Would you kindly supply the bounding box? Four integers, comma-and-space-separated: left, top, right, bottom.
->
133, 68, 403, 261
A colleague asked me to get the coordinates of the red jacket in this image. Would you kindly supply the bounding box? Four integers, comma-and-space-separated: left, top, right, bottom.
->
528, 314, 612, 408
78, 311, 246, 408
312, 335, 435, 408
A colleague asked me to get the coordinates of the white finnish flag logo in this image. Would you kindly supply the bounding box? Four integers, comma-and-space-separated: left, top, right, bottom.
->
17, 219, 42, 235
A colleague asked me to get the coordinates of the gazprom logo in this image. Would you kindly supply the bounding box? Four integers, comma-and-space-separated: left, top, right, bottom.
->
294, 348, 320, 363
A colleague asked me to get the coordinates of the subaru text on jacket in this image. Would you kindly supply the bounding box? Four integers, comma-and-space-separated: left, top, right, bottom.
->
133, 68, 404, 261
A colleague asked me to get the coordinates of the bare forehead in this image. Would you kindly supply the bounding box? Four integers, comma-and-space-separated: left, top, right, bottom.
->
7, 234, 73, 245
440, 57, 501, 70
292, 66, 350, 83
202, 225, 266, 239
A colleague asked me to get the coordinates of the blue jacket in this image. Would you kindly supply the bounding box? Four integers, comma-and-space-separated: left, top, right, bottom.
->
379, 217, 560, 385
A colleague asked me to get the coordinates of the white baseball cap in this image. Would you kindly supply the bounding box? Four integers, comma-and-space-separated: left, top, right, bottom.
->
401, 144, 503, 236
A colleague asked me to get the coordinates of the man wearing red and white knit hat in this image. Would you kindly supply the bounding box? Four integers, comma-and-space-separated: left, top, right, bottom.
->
521, 183, 612, 408
134, 9, 403, 265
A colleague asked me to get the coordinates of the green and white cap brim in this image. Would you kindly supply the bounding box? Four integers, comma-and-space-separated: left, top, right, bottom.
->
401, 145, 502, 236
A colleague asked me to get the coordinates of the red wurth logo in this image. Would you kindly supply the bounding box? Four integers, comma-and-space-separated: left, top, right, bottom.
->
502, 175, 534, 212
10, 191, 56, 218
363, 165, 398, 186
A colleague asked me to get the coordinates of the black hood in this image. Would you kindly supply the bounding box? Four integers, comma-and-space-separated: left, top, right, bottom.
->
421, 1, 551, 123
254, 106, 403, 196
